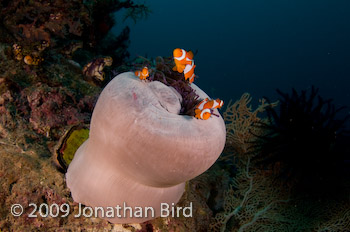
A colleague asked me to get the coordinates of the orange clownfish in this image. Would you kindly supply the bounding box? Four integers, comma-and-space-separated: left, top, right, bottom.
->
195, 108, 211, 120
195, 98, 211, 120
194, 98, 224, 120
207, 98, 224, 109
184, 60, 196, 84
135, 67, 149, 80
173, 48, 194, 73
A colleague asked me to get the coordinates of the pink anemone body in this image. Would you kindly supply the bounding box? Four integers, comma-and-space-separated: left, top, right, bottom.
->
66, 72, 226, 223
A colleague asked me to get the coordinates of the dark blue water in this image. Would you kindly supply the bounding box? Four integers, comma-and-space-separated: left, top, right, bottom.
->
115, 0, 350, 110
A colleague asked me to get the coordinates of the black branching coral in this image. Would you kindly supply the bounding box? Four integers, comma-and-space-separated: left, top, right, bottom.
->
252, 86, 350, 197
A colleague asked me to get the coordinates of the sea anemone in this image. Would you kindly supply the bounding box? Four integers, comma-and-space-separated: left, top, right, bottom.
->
66, 72, 226, 223
252, 86, 350, 197
133, 56, 200, 116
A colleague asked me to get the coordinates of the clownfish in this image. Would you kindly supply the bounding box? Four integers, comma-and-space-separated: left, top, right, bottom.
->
195, 108, 212, 120
195, 98, 210, 120
135, 67, 149, 80
194, 98, 224, 120
207, 98, 224, 109
184, 60, 196, 84
173, 48, 194, 73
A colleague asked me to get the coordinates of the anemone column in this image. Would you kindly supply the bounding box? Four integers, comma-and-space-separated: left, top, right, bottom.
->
66, 72, 226, 223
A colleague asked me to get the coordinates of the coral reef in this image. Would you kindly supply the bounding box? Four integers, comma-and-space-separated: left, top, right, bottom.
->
1, 0, 347, 230
82, 56, 113, 83
0, 0, 149, 45
0, 0, 149, 138
0, 131, 231, 231
1, 78, 349, 231
0, 0, 150, 137
222, 93, 277, 157
0, 140, 138, 231
210, 163, 292, 232
0, 78, 17, 137
0, 0, 149, 82
210, 93, 350, 232
0, 1, 159, 230
24, 83, 93, 136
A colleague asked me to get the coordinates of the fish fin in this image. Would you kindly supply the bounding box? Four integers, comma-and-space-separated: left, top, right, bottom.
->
194, 109, 201, 118
177, 65, 185, 73
187, 51, 194, 59
189, 76, 194, 83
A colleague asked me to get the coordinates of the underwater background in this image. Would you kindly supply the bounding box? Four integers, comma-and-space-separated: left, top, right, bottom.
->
0, 0, 349, 231
119, 0, 350, 110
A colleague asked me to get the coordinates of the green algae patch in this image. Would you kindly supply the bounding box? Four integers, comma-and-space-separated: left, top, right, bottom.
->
54, 125, 89, 172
